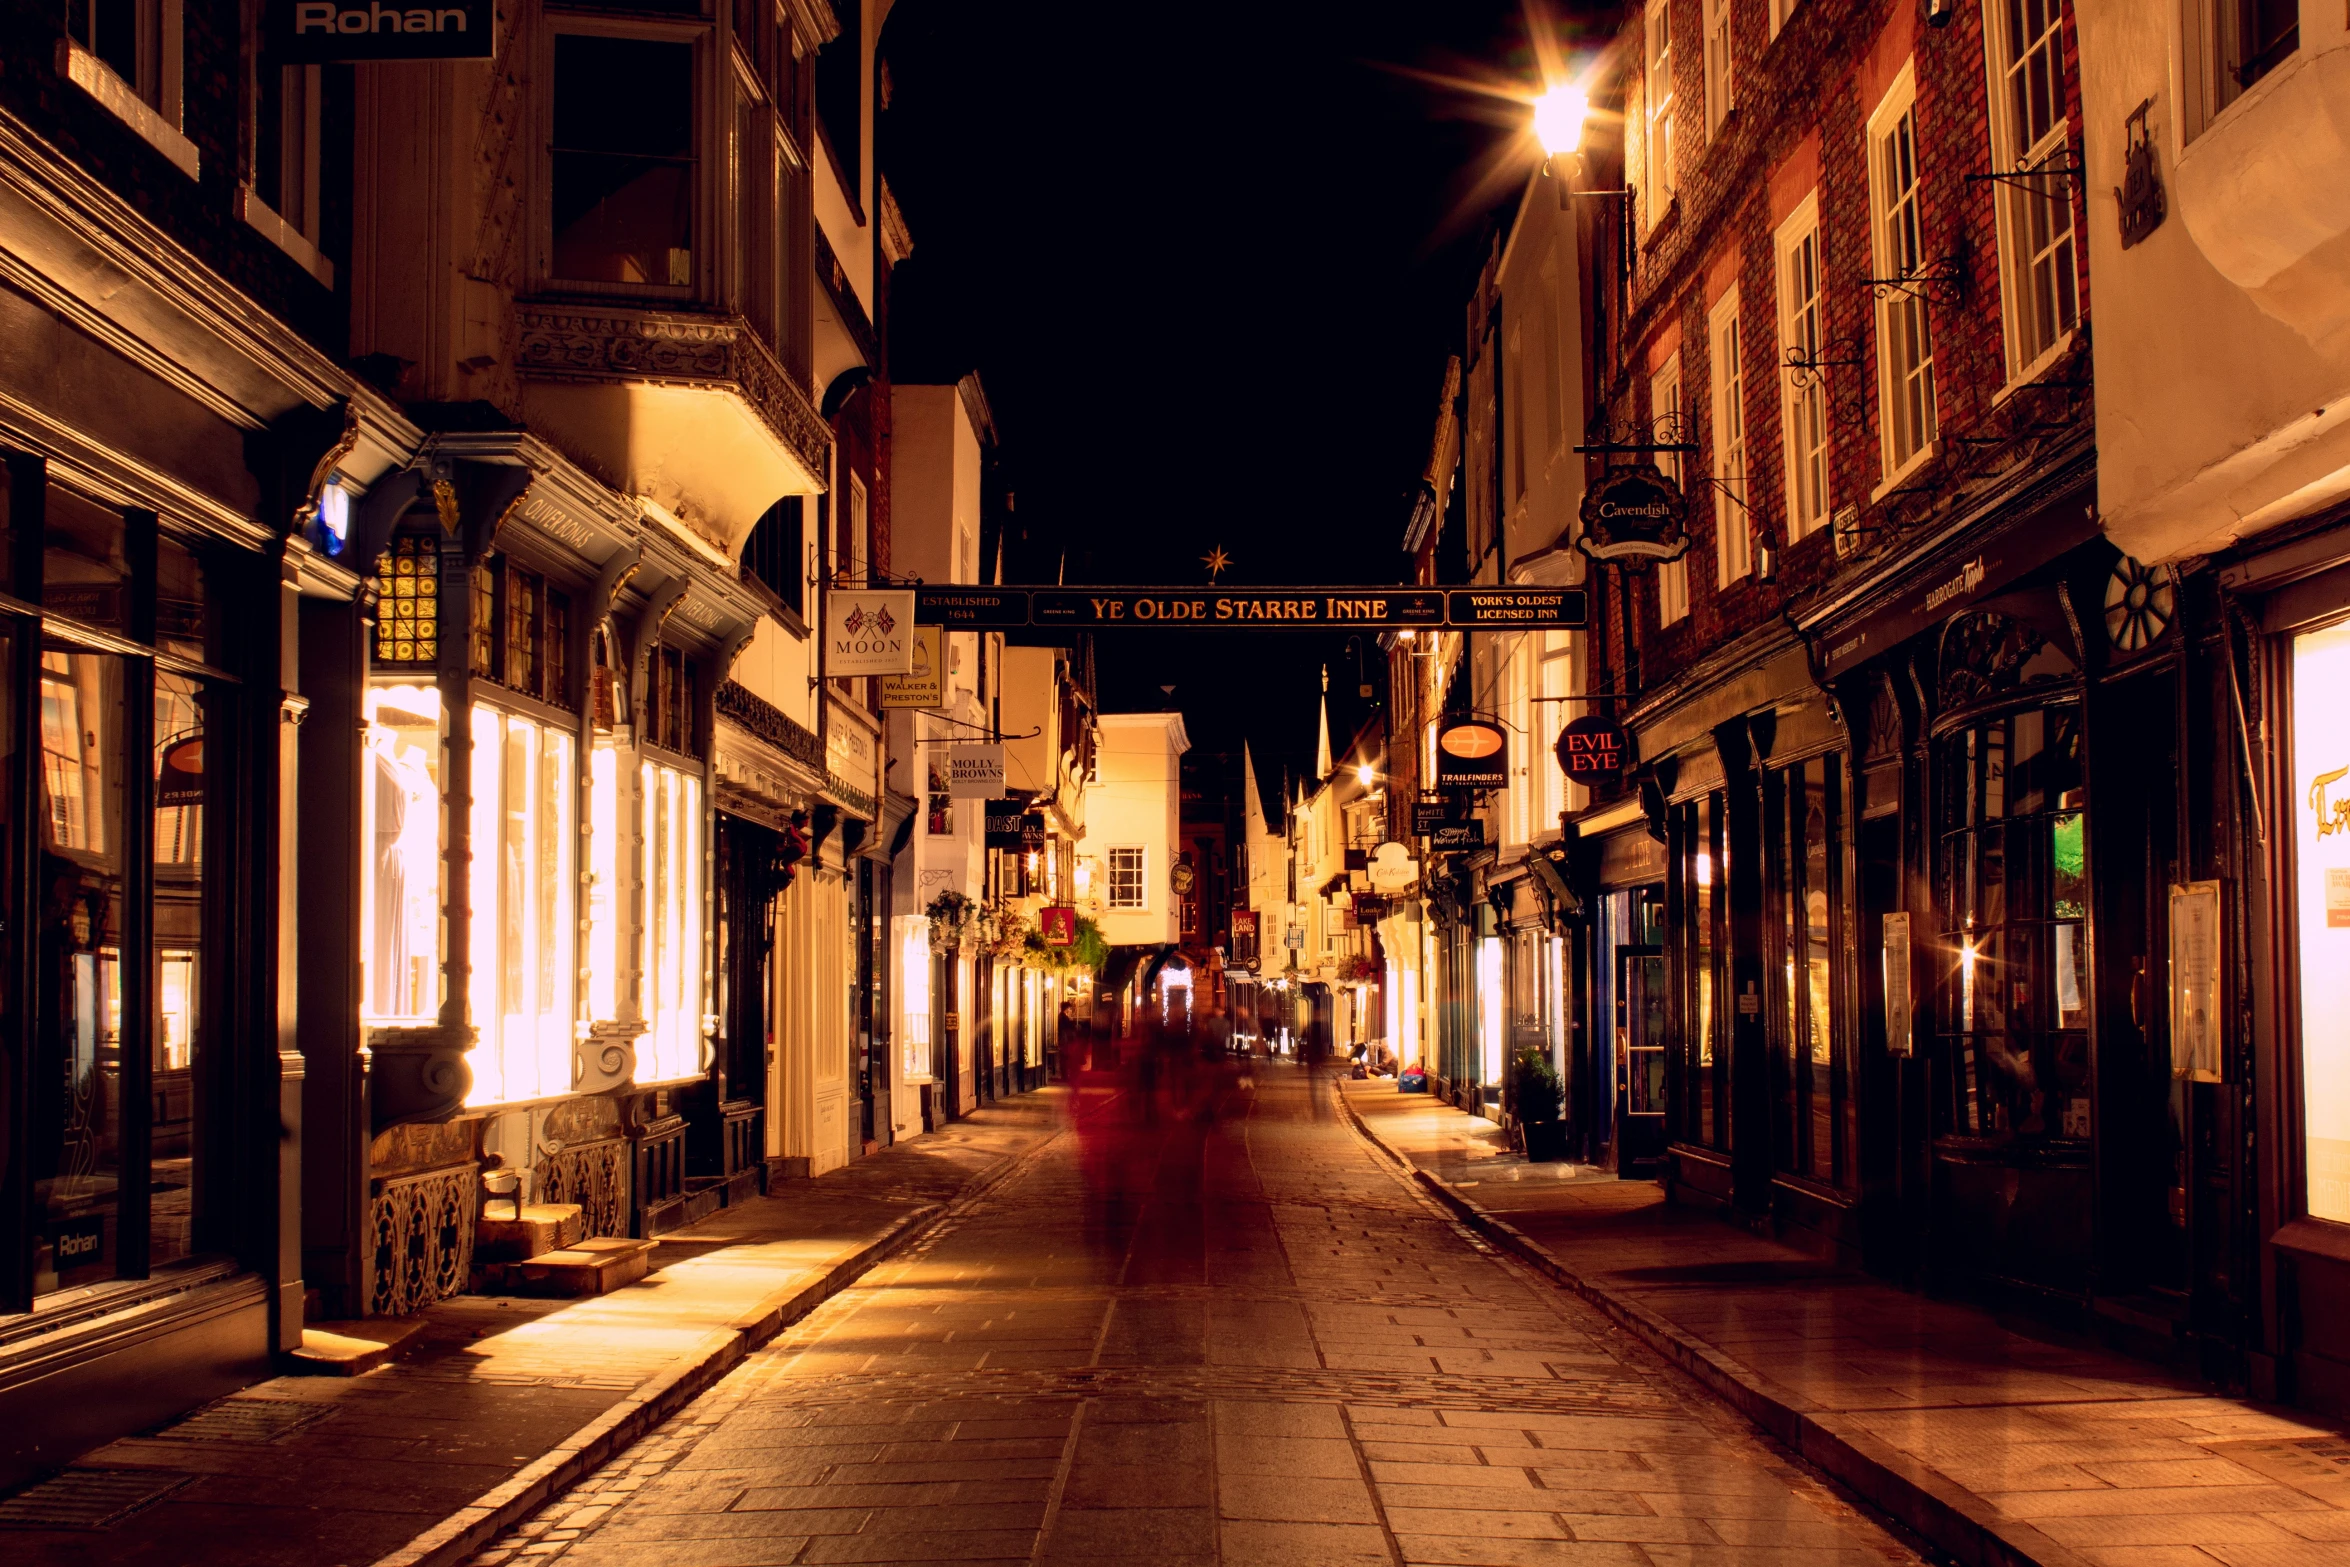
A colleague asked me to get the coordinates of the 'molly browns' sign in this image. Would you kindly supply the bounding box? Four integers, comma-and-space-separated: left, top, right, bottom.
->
270, 0, 492, 61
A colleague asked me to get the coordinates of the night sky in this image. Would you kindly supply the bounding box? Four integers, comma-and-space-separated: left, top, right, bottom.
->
879, 2, 1605, 793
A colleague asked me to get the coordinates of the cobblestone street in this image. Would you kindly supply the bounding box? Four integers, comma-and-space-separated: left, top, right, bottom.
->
467, 1066, 1923, 1567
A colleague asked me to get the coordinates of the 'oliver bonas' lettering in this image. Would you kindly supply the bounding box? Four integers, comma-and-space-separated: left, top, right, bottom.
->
295, 1, 469, 33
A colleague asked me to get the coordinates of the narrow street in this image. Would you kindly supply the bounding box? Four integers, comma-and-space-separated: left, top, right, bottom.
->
466, 1064, 1922, 1567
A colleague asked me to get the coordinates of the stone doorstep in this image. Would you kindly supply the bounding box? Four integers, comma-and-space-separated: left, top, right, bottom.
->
475, 1204, 588, 1262
288, 1314, 432, 1377
495, 1238, 658, 1298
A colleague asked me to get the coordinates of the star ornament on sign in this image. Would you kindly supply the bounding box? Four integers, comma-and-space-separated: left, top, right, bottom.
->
1201, 545, 1232, 582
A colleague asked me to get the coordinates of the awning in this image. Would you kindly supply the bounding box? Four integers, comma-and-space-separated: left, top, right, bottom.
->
1818, 487, 2099, 680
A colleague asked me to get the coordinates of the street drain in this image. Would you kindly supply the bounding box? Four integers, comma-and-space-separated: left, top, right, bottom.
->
0, 1469, 193, 1529
147, 1396, 331, 1444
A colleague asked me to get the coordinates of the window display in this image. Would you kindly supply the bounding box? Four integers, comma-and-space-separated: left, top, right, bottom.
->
640, 759, 705, 1083
2295, 619, 2350, 1223
468, 706, 577, 1104
361, 686, 443, 1023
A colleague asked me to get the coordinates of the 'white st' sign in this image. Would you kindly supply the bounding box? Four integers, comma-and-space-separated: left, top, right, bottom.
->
825, 590, 916, 675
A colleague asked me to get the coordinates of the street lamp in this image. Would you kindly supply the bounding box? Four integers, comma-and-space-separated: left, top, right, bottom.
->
1533, 84, 1590, 167
1354, 763, 1376, 788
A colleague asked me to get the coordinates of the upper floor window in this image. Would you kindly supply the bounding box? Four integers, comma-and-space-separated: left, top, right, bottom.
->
647, 643, 700, 756
2185, 0, 2298, 137
1709, 289, 1751, 584
1645, 0, 1677, 214
1108, 846, 1145, 910
73, 0, 180, 121
814, 0, 861, 197
1651, 354, 1689, 628
1869, 65, 1937, 478
1769, 0, 1802, 40
1702, 0, 1734, 141
743, 496, 805, 620
1987, 0, 2078, 379
375, 534, 440, 667
1774, 194, 1830, 540
551, 32, 695, 290
471, 555, 572, 708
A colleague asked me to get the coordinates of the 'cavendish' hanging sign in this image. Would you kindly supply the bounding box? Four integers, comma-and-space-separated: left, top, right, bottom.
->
1579, 464, 1691, 566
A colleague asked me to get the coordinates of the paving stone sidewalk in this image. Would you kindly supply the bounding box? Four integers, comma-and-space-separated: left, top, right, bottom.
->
4, 1088, 1075, 1567
1337, 1077, 2350, 1567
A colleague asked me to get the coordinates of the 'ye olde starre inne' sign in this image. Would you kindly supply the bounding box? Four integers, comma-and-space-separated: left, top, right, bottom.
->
1579, 464, 1691, 566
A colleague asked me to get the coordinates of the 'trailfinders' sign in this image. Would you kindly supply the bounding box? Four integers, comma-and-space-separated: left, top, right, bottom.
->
946, 745, 1005, 799
1578, 464, 1691, 565
1553, 716, 1627, 781
1435, 718, 1508, 789
268, 0, 493, 60
825, 590, 915, 675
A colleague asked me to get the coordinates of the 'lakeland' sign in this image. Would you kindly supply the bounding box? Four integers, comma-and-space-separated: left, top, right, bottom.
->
1578, 464, 1691, 566
270, 0, 492, 59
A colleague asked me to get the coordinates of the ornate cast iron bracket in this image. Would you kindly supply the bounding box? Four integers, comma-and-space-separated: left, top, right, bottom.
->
368, 1023, 476, 1135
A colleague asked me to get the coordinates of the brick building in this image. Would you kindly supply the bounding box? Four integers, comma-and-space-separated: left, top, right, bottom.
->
1563, 0, 2256, 1378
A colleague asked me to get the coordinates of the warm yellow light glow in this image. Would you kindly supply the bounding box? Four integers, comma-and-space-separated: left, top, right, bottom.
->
1534, 84, 1590, 160
1398, 630, 1417, 642
587, 743, 619, 1022
1354, 763, 1376, 787
1696, 850, 1714, 887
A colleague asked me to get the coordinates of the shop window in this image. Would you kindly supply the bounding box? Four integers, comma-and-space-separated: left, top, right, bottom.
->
1767, 755, 1849, 1183
648, 644, 699, 755
551, 33, 696, 289
1108, 846, 1145, 910
374, 534, 440, 667
156, 533, 212, 664
2293, 620, 2350, 1223
1986, 0, 2078, 380
151, 669, 207, 1267
925, 747, 952, 834
640, 759, 705, 1083
362, 685, 444, 1022
1868, 66, 1937, 477
1935, 704, 2089, 1141
467, 705, 577, 1105
45, 487, 131, 630
585, 740, 621, 1022
1675, 795, 1728, 1150
35, 647, 128, 1293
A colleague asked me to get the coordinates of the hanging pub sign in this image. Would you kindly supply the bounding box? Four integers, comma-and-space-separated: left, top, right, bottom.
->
878, 625, 943, 710
1170, 860, 1198, 895
1553, 716, 1627, 782
825, 589, 916, 675
1428, 820, 1487, 852
1412, 800, 1463, 834
157, 733, 204, 807
946, 744, 1005, 798
1435, 717, 1508, 789
983, 798, 1027, 848
267, 0, 494, 61
1039, 906, 1078, 947
1366, 841, 1418, 890
1231, 910, 1259, 938
1578, 463, 1691, 566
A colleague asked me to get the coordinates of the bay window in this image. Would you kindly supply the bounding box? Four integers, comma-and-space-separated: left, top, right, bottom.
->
551, 32, 696, 290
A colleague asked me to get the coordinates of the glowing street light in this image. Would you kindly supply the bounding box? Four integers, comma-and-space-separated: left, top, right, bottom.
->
1533, 84, 1590, 163
1354, 763, 1377, 787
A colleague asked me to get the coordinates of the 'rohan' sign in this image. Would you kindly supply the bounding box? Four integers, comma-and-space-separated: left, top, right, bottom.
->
269, 0, 493, 61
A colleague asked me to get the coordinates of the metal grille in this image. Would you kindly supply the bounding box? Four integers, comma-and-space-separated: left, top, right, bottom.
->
147, 1397, 332, 1444
0, 1469, 192, 1530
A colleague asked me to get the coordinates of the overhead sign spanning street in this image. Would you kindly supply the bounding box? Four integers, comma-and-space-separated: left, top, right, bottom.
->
268, 0, 494, 60
912, 586, 1587, 630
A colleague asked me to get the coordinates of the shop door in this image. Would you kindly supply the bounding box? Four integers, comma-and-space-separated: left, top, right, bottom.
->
1617, 944, 1669, 1176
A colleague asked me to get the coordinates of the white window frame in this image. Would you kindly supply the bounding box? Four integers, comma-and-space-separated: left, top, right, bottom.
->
1538, 631, 1574, 824
2179, 0, 2299, 144
1651, 355, 1690, 626
1107, 845, 1147, 910
1775, 194, 1830, 542
1645, 0, 1677, 214
1702, 0, 1734, 141
540, 19, 705, 299
1769, 0, 1802, 39
60, 0, 194, 178
1868, 62, 1937, 486
1709, 288, 1751, 586
1984, 0, 2079, 386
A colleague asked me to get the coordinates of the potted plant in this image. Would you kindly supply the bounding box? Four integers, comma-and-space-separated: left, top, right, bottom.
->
1510, 1046, 1568, 1162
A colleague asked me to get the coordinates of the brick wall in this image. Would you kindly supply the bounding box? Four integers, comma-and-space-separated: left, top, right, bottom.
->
1592, 0, 2091, 691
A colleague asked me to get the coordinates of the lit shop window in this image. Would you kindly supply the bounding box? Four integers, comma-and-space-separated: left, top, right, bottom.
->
1478, 935, 1504, 1084
898, 915, 933, 1084
361, 685, 444, 1023
586, 741, 621, 1023
468, 705, 578, 1105
639, 760, 705, 1083
2295, 619, 2350, 1223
